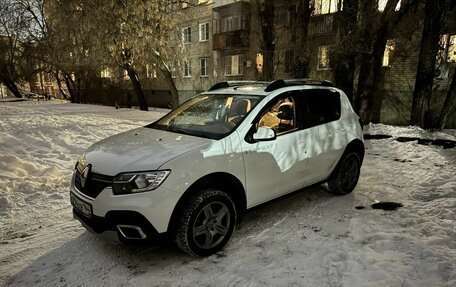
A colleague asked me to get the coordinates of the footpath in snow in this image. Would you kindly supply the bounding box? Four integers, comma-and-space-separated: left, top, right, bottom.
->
0, 100, 455, 286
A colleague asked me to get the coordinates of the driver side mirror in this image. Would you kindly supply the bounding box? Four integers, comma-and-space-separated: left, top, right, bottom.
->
253, 126, 276, 142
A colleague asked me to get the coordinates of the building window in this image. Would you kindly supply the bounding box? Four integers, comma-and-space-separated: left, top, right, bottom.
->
225, 55, 243, 75
222, 15, 241, 32
198, 0, 208, 4
199, 23, 209, 41
378, 0, 401, 12
122, 69, 129, 80
182, 26, 191, 44
200, 58, 209, 77
313, 0, 341, 15
181, 0, 189, 9
438, 34, 456, 63
317, 46, 331, 70
146, 64, 157, 78
256, 53, 264, 74
183, 60, 191, 77
382, 40, 396, 67
100, 67, 111, 78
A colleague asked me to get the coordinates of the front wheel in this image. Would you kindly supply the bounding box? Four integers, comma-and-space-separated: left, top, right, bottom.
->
328, 152, 361, 195
175, 189, 237, 256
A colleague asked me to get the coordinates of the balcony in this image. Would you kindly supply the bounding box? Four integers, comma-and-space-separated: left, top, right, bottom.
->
213, 30, 249, 50
308, 14, 336, 36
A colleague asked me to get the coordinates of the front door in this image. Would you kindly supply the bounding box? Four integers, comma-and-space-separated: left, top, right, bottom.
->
240, 91, 312, 207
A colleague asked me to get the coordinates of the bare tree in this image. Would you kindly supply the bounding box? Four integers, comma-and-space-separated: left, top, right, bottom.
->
410, 0, 453, 128
332, 0, 358, 98
0, 0, 31, 98
291, 0, 311, 79
252, 0, 275, 81
436, 69, 456, 129
89, 0, 180, 110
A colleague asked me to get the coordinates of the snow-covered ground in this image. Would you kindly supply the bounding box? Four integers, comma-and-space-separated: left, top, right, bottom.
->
0, 100, 455, 287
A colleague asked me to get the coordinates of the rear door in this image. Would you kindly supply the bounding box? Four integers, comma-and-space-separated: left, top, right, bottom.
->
302, 89, 345, 181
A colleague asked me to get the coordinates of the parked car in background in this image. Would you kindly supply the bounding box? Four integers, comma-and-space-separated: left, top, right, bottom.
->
26, 93, 47, 100
70, 79, 364, 256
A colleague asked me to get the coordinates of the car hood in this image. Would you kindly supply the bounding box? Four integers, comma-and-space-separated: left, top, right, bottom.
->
84, 127, 212, 176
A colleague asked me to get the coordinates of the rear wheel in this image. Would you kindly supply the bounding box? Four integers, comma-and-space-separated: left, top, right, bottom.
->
328, 152, 361, 195
175, 189, 236, 256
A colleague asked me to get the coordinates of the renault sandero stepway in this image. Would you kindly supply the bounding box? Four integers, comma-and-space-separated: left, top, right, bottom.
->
70, 79, 364, 256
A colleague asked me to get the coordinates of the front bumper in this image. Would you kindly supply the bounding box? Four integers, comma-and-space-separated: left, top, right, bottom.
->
70, 174, 182, 242
72, 208, 166, 243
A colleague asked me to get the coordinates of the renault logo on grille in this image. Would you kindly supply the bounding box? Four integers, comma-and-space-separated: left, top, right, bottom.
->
80, 164, 91, 188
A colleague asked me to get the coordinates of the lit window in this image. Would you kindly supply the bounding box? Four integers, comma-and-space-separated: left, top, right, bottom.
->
182, 27, 191, 44
183, 60, 191, 77
439, 34, 456, 63
317, 46, 331, 70
448, 35, 456, 63
122, 70, 129, 80
313, 0, 341, 15
225, 55, 243, 76
378, 0, 401, 11
200, 58, 209, 77
198, 0, 208, 4
100, 67, 111, 78
199, 23, 209, 41
256, 53, 264, 73
382, 40, 396, 67
146, 64, 157, 78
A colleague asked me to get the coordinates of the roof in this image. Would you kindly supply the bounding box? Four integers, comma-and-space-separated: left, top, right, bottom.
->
206, 79, 336, 96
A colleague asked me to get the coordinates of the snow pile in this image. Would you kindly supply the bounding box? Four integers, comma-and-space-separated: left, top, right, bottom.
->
0, 100, 455, 286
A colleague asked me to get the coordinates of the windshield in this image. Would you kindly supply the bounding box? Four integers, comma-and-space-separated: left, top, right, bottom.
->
148, 94, 263, 139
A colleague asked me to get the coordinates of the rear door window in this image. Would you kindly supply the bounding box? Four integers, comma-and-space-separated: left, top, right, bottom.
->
303, 89, 341, 128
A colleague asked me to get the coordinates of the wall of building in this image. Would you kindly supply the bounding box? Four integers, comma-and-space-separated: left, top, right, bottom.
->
172, 3, 215, 104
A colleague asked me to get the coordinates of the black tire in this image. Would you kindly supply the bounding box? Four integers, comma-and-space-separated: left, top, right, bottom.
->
175, 189, 237, 256
328, 152, 361, 195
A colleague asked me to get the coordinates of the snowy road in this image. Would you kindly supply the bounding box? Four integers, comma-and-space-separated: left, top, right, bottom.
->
0, 100, 455, 286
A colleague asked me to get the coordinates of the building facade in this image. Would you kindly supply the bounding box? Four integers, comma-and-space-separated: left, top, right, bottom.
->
169, 0, 455, 125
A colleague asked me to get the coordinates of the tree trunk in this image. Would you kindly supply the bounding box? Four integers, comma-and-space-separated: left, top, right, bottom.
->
355, 0, 400, 123
292, 0, 311, 79
0, 76, 22, 98
162, 68, 179, 109
332, 0, 358, 98
64, 73, 79, 103
54, 71, 69, 99
259, 0, 275, 81
359, 24, 390, 123
410, 0, 445, 128
437, 69, 456, 129
125, 64, 148, 111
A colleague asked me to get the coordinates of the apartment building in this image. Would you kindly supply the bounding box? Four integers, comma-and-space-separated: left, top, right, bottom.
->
188, 0, 454, 126
169, 0, 215, 103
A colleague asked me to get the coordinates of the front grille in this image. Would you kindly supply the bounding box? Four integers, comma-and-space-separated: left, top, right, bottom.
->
75, 170, 113, 199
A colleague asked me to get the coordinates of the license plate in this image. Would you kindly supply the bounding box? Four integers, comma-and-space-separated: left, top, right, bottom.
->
70, 193, 92, 218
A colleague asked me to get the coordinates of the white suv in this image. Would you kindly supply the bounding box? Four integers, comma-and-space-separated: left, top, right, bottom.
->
70, 79, 364, 256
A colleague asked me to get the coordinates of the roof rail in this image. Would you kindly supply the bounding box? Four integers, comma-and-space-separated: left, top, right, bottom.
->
208, 81, 269, 91
265, 79, 335, 92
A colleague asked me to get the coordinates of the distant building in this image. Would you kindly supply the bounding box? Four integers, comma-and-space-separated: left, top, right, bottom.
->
165, 0, 454, 125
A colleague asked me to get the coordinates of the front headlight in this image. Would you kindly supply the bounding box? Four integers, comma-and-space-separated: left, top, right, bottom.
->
112, 170, 170, 195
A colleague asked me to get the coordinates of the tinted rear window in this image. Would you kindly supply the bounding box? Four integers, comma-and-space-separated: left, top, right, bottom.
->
305, 90, 341, 127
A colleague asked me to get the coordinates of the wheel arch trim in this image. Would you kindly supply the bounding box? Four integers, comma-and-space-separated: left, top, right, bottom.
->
167, 172, 247, 234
